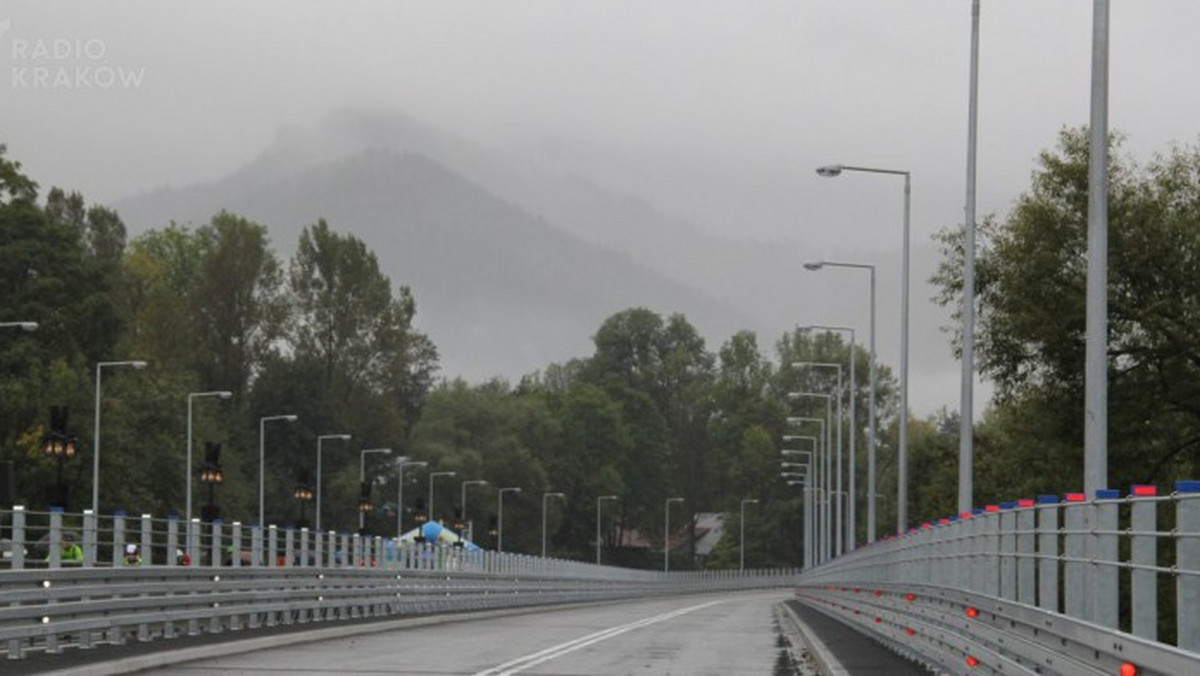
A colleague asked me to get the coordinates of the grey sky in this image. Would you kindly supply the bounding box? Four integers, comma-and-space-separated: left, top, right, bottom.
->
4, 1, 1199, 415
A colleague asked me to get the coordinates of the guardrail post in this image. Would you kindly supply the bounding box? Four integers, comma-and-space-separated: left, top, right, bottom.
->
299, 527, 310, 567
1016, 500, 1035, 604
1130, 485, 1157, 641
250, 525, 262, 567
211, 520, 223, 567
188, 517, 201, 567
231, 522, 243, 568
328, 531, 338, 567
351, 533, 361, 568
48, 508, 63, 569
113, 511, 127, 567
999, 503, 1016, 600
1036, 495, 1058, 612
139, 514, 153, 566
268, 525, 279, 567
1094, 489, 1119, 629
1063, 493, 1086, 620
284, 526, 294, 567
313, 529, 322, 567
1176, 480, 1200, 651
82, 508, 96, 568
167, 516, 179, 567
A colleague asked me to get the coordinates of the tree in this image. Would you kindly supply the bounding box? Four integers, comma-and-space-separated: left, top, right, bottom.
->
933, 128, 1200, 492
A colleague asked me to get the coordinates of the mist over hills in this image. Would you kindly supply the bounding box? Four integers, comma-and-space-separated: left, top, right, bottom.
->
115, 116, 765, 382
116, 110, 957, 407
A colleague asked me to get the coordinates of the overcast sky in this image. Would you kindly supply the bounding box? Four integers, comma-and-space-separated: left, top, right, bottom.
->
4, 1, 1199, 414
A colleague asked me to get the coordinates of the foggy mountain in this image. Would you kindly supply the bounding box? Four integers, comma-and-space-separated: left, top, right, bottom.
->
116, 110, 958, 406
115, 127, 762, 382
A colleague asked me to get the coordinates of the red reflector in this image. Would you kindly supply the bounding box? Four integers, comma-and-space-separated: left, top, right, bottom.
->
966, 655, 980, 668
966, 607, 979, 618
985, 504, 1000, 512
906, 593, 916, 602
1132, 486, 1157, 497
1120, 662, 1139, 676
1018, 499, 1035, 507
939, 518, 950, 525
906, 627, 915, 636
960, 512, 973, 520
874, 617, 881, 623
874, 590, 882, 596
854, 588, 861, 593
1065, 492, 1086, 502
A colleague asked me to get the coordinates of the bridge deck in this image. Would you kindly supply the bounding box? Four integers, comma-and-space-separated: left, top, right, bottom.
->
786, 599, 929, 675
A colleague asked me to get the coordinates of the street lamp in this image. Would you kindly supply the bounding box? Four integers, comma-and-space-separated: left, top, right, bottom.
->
596, 495, 618, 565
460, 479, 488, 541
815, 163, 910, 533
792, 362, 843, 555
259, 414, 298, 529
293, 469, 313, 528
92, 360, 148, 514
789, 393, 835, 558
541, 492, 565, 558
428, 470, 456, 524
801, 325, 857, 551
186, 391, 232, 524
199, 442, 223, 522
739, 498, 758, 572
0, 322, 37, 331
396, 460, 427, 538
315, 434, 351, 531
664, 497, 684, 572
497, 487, 521, 553
787, 416, 827, 563
41, 406, 76, 510
803, 260, 877, 543
358, 448, 393, 530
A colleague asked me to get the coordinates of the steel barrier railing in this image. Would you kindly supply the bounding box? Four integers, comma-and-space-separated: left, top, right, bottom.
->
0, 506, 798, 661
794, 481, 1200, 675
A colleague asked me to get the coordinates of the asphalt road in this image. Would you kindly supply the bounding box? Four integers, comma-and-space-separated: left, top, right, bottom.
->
138, 591, 794, 676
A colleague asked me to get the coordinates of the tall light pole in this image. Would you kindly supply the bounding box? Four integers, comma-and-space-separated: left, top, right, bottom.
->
804, 260, 877, 542
542, 492, 565, 558
358, 448, 392, 530
739, 498, 758, 572
815, 162, 909, 533
428, 470, 456, 524
259, 414, 298, 529
596, 495, 618, 565
792, 364, 843, 554
782, 447, 815, 568
315, 433, 351, 531
789, 394, 834, 558
787, 416, 827, 562
396, 460, 426, 538
802, 325, 857, 550
93, 360, 148, 514
460, 479, 488, 540
186, 390, 232, 523
664, 497, 684, 572
960, 0, 982, 517
1084, 0, 1110, 498
497, 487, 521, 553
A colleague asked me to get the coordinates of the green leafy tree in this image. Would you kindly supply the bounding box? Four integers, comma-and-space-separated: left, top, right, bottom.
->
934, 127, 1200, 493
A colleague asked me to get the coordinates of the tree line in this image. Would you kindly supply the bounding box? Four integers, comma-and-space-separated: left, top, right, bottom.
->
6, 126, 1197, 569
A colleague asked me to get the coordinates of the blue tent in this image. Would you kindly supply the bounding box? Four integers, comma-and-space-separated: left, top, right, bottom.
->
395, 521, 481, 551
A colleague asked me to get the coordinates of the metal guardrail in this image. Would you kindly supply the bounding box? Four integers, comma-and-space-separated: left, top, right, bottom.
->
794, 482, 1200, 675
0, 506, 798, 661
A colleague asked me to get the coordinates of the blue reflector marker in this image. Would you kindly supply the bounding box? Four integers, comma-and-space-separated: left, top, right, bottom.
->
1176, 481, 1200, 494
1095, 489, 1120, 500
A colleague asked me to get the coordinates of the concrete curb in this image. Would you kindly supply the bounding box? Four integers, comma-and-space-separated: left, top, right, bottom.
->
779, 600, 849, 676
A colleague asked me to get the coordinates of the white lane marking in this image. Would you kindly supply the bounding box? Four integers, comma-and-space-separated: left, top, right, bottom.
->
473, 600, 723, 676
